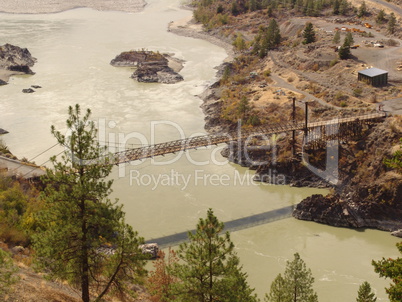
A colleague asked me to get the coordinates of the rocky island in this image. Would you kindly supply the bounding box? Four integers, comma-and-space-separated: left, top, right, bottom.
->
0, 43, 37, 84
110, 50, 184, 84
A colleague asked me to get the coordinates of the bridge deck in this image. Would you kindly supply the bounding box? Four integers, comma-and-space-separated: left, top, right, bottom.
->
112, 112, 386, 164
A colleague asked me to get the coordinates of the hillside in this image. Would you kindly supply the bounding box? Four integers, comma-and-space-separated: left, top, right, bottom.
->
184, 0, 402, 235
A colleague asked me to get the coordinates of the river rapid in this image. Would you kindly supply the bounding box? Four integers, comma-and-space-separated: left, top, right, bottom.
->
0, 0, 400, 300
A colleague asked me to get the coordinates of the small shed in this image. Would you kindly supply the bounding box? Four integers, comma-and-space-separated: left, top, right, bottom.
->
358, 67, 388, 86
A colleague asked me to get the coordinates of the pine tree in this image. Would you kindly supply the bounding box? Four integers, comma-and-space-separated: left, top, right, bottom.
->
302, 22, 316, 44
0, 249, 18, 296
345, 32, 354, 46
376, 9, 386, 24
339, 0, 348, 15
265, 274, 287, 302
388, 12, 397, 34
339, 36, 351, 60
238, 96, 251, 119
333, 0, 340, 15
372, 242, 402, 301
266, 253, 318, 302
358, 0, 367, 18
284, 253, 318, 302
338, 44, 350, 60
169, 208, 258, 302
33, 105, 147, 302
266, 18, 281, 49
356, 281, 377, 302
333, 31, 341, 44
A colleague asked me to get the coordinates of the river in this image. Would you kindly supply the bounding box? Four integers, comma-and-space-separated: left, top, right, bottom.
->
0, 0, 399, 300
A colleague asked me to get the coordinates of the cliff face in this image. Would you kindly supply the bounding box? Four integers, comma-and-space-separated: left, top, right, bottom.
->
0, 44, 37, 83
293, 117, 402, 234
207, 88, 402, 233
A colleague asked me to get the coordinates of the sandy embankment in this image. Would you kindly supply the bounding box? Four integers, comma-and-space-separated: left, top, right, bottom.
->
168, 15, 235, 62
0, 0, 146, 14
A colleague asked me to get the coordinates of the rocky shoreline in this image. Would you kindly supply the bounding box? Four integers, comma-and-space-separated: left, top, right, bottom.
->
169, 12, 402, 237
0, 44, 37, 84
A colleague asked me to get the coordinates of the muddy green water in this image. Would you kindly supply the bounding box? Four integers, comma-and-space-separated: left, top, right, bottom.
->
0, 0, 399, 300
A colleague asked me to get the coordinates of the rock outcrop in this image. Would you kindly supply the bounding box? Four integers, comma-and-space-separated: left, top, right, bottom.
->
111, 50, 184, 84
0, 44, 37, 83
292, 118, 402, 233
139, 243, 159, 259
22, 88, 35, 93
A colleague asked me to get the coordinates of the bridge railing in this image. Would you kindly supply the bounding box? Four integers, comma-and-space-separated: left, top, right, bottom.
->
112, 112, 387, 164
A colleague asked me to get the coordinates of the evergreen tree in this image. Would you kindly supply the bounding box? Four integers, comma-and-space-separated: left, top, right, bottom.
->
33, 105, 147, 302
333, 0, 340, 15
358, 0, 367, 18
333, 31, 341, 44
238, 96, 251, 120
249, 0, 258, 11
266, 18, 281, 49
372, 242, 402, 302
339, 0, 348, 15
302, 22, 316, 44
284, 253, 318, 302
264, 274, 287, 302
376, 9, 386, 24
345, 32, 354, 46
388, 12, 397, 34
0, 249, 18, 296
304, 0, 317, 17
169, 208, 258, 302
356, 281, 377, 302
266, 253, 318, 302
254, 19, 281, 58
338, 43, 351, 60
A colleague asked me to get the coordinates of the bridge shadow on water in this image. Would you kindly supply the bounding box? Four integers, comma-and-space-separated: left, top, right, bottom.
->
145, 206, 294, 248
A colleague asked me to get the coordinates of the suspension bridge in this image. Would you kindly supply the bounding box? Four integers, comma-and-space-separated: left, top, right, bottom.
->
112, 112, 387, 164
2, 112, 387, 179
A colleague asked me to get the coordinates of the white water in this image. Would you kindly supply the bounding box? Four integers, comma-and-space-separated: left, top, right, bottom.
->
0, 0, 399, 300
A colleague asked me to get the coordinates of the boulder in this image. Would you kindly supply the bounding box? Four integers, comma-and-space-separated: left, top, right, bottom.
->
11, 246, 25, 255
0, 79, 7, 86
31, 85, 42, 89
391, 229, 402, 238
0, 128, 8, 135
140, 243, 159, 259
22, 88, 35, 93
0, 43, 36, 69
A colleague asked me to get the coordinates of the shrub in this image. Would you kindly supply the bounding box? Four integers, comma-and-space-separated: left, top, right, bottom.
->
330, 59, 338, 67
353, 87, 363, 97
263, 69, 271, 77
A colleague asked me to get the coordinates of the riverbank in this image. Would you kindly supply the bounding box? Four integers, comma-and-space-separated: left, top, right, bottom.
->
0, 0, 146, 14
168, 8, 402, 238
168, 15, 236, 63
